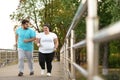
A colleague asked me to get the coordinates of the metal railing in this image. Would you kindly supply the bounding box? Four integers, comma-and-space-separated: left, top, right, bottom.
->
60, 0, 120, 80
0, 49, 17, 67
0, 49, 39, 67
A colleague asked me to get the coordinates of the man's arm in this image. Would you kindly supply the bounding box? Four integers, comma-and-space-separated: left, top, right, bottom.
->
15, 34, 18, 44
24, 30, 36, 42
24, 37, 36, 42
14, 34, 18, 49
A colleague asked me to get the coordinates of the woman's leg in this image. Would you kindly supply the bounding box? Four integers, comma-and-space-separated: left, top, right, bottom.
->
46, 52, 55, 73
38, 52, 46, 69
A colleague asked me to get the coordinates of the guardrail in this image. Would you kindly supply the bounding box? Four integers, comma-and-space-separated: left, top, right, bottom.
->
60, 0, 120, 80
0, 49, 39, 67
0, 49, 17, 67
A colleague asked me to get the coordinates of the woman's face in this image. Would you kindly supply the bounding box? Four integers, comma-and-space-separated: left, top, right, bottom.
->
43, 26, 49, 33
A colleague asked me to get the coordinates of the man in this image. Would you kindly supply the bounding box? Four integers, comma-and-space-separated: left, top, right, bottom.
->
15, 19, 36, 76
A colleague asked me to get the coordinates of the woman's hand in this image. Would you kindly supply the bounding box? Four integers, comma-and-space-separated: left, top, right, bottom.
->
37, 43, 40, 47
54, 47, 57, 51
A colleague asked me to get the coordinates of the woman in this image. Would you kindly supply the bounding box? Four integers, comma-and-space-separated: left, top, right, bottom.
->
36, 24, 59, 76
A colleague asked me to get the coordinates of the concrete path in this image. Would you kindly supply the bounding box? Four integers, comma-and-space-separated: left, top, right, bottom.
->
0, 62, 64, 80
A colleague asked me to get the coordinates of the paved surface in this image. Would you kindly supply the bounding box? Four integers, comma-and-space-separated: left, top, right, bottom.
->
0, 62, 64, 80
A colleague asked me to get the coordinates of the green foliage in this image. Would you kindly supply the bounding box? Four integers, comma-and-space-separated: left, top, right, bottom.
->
34, 43, 38, 50
10, 0, 120, 68
10, 0, 80, 46
110, 40, 120, 53
10, 0, 44, 32
111, 0, 120, 22
98, 0, 120, 68
75, 16, 86, 42
98, 0, 113, 28
109, 40, 120, 68
104, 73, 120, 80
108, 53, 120, 68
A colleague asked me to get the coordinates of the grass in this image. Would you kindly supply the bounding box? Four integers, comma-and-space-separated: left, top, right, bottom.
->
75, 63, 120, 80
75, 64, 87, 80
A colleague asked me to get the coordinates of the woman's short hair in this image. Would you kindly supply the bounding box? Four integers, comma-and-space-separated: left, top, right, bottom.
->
43, 24, 50, 28
43, 24, 52, 31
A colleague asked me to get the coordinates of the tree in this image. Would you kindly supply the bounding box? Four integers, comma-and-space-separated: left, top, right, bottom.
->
10, 0, 44, 32
98, 0, 120, 76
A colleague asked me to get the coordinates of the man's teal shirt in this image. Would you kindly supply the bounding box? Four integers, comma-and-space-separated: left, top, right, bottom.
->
16, 27, 36, 52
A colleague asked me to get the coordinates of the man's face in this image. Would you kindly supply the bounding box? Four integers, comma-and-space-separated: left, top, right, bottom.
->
23, 22, 29, 29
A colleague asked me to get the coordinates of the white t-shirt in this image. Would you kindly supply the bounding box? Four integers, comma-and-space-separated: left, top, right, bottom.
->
37, 32, 57, 53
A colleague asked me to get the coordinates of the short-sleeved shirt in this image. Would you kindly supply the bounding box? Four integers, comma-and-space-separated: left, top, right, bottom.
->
37, 32, 57, 53
16, 27, 36, 52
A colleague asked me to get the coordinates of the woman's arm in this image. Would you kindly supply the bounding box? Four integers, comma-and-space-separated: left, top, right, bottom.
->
54, 38, 59, 50
36, 38, 40, 47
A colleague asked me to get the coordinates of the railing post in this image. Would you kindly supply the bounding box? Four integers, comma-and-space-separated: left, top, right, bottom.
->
0, 51, 1, 65
70, 30, 76, 80
66, 38, 69, 80
60, 49, 62, 64
6, 51, 8, 64
86, 0, 100, 80
63, 41, 68, 80
63, 44, 66, 80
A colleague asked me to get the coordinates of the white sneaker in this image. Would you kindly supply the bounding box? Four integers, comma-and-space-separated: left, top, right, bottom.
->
47, 73, 51, 77
41, 69, 45, 75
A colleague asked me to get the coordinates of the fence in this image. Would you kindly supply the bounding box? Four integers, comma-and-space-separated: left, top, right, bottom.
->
60, 0, 120, 80
0, 49, 39, 67
0, 49, 17, 67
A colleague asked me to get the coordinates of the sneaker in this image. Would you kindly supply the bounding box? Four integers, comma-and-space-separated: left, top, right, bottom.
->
41, 69, 45, 75
47, 73, 51, 77
30, 71, 34, 76
18, 72, 23, 76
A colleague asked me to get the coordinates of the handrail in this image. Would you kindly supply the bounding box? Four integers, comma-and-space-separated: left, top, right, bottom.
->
0, 50, 17, 67
60, 0, 120, 80
94, 21, 120, 42
66, 0, 87, 38
72, 62, 88, 77
61, 55, 88, 78
0, 49, 39, 67
72, 40, 86, 49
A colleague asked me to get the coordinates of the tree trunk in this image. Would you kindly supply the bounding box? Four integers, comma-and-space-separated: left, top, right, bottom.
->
102, 42, 109, 75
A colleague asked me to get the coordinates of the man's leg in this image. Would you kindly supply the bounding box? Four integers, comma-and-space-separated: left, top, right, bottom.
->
18, 48, 25, 76
25, 51, 34, 73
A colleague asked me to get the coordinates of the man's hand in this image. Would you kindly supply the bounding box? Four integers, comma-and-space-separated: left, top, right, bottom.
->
14, 43, 17, 47
24, 39, 29, 43
14, 43, 17, 50
24, 37, 36, 43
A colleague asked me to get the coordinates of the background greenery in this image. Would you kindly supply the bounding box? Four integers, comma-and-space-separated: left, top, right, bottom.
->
10, 0, 120, 68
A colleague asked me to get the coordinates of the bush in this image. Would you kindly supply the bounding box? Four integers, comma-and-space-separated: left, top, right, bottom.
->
108, 54, 120, 68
